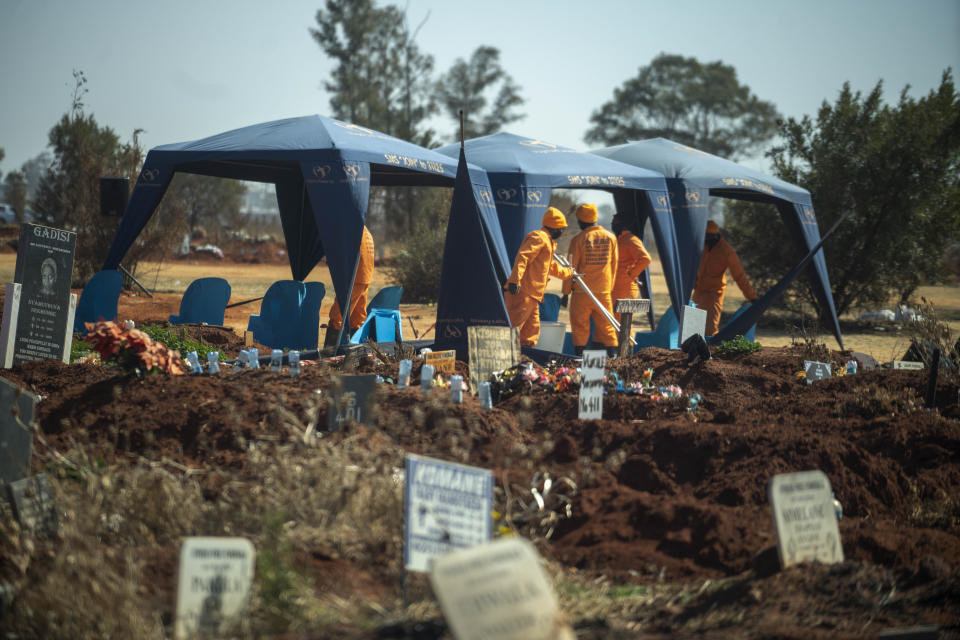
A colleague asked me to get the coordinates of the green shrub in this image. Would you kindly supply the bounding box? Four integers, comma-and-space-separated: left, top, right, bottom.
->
139, 323, 221, 360
715, 335, 763, 356
388, 221, 448, 303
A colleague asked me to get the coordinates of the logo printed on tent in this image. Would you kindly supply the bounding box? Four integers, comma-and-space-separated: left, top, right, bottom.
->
496, 188, 517, 201
312, 165, 332, 179
139, 169, 159, 183
686, 192, 701, 203
478, 189, 493, 204
527, 190, 543, 203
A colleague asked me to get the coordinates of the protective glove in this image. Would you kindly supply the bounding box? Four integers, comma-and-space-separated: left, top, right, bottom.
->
560, 294, 569, 308
506, 282, 519, 295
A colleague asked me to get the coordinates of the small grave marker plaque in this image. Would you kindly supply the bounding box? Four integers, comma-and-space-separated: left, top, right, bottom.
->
2, 224, 78, 367
404, 454, 493, 573
467, 326, 520, 395
0, 377, 36, 485
343, 344, 365, 371
578, 350, 606, 420
613, 298, 651, 315
430, 537, 575, 640
174, 537, 255, 640
892, 360, 925, 370
327, 374, 378, 431
768, 470, 843, 568
424, 349, 456, 375
804, 360, 832, 384
679, 305, 707, 347
614, 298, 650, 358
6, 473, 57, 536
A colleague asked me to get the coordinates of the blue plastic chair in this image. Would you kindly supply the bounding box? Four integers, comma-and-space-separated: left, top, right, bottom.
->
350, 308, 403, 344
247, 280, 308, 349
366, 285, 403, 312
169, 277, 232, 326
299, 282, 326, 350
538, 293, 562, 323
74, 270, 123, 333
633, 305, 682, 351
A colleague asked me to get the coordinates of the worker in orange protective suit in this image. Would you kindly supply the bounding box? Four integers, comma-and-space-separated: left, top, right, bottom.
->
561, 203, 619, 357
691, 220, 759, 336
504, 208, 574, 346
325, 225, 375, 347
610, 213, 652, 322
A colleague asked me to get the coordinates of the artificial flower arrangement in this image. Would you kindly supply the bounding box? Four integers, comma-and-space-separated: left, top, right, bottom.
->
84, 320, 186, 377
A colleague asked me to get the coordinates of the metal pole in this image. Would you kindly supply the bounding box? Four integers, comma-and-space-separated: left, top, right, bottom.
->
554, 253, 636, 346
117, 263, 153, 298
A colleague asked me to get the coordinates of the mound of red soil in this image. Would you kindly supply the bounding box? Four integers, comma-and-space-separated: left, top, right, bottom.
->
3, 343, 959, 637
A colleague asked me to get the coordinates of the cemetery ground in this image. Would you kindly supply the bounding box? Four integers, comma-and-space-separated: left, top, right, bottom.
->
1, 252, 959, 638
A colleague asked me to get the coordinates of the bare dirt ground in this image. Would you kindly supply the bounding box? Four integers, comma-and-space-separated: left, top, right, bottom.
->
1, 252, 959, 638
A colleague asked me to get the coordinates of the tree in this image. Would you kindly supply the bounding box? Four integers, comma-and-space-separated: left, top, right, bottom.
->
3, 170, 27, 222
725, 71, 960, 318
584, 53, 780, 159
311, 0, 439, 236
435, 46, 525, 142
163, 173, 246, 240
33, 70, 186, 284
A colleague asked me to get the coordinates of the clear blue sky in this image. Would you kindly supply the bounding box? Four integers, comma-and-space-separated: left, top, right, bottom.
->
1, 0, 958, 175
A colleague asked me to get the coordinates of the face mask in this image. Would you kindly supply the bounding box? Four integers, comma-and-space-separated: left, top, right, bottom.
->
706, 233, 720, 249
549, 227, 563, 240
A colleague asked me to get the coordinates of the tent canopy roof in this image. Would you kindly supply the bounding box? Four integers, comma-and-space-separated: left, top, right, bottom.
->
435, 132, 667, 191
149, 114, 475, 187
592, 137, 812, 205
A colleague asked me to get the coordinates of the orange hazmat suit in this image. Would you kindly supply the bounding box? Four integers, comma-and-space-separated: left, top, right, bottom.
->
505, 211, 573, 346
611, 230, 652, 321
329, 225, 375, 331
691, 235, 757, 336
563, 205, 619, 348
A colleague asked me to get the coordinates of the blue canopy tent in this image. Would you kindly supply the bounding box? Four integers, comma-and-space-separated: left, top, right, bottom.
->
591, 138, 844, 349
101, 115, 511, 344
435, 132, 685, 320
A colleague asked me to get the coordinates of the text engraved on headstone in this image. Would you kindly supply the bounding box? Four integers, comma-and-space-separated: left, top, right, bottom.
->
404, 454, 493, 573
578, 350, 606, 420
11, 224, 77, 365
804, 360, 832, 384
768, 470, 843, 568
467, 326, 520, 396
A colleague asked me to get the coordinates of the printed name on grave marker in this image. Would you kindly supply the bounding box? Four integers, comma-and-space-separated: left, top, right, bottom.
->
404, 454, 493, 573
613, 298, 650, 315
327, 374, 378, 431
892, 360, 925, 370
174, 537, 255, 640
768, 470, 843, 568
578, 350, 606, 420
430, 537, 576, 640
804, 360, 832, 384
679, 305, 708, 347
424, 349, 456, 375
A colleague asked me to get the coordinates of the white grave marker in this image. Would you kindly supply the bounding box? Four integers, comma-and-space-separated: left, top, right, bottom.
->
578, 350, 606, 420
404, 454, 493, 573
892, 360, 925, 370
430, 537, 575, 640
175, 537, 255, 640
768, 470, 843, 568
804, 360, 832, 384
679, 305, 707, 347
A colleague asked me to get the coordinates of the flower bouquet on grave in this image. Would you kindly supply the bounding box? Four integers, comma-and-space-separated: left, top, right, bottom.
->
84, 320, 186, 377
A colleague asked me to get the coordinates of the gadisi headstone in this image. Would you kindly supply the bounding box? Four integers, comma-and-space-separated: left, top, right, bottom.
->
404, 454, 493, 573
6, 473, 58, 536
768, 469, 843, 568
430, 537, 575, 640
0, 223, 78, 367
804, 360, 832, 384
467, 325, 520, 396
679, 305, 707, 348
0, 376, 37, 485
578, 350, 606, 420
326, 373, 378, 431
175, 537, 255, 640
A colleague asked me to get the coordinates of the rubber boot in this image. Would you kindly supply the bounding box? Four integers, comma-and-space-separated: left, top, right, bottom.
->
574, 345, 584, 357
606, 346, 618, 359
323, 326, 341, 349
